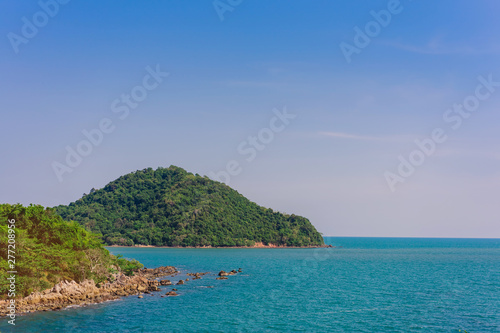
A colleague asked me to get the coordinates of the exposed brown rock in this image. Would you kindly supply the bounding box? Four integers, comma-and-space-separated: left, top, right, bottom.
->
165, 291, 178, 296
0, 266, 177, 315
160, 279, 172, 286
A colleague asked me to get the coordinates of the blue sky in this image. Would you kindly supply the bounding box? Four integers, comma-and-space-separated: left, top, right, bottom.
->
1, 0, 500, 237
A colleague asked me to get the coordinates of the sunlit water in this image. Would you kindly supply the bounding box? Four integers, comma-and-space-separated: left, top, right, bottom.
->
1, 237, 499, 332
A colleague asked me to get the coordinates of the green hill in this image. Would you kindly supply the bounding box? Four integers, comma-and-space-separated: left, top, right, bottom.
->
54, 166, 324, 247
0, 204, 142, 298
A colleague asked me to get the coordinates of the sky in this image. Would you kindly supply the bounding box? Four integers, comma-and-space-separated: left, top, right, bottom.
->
1, 0, 500, 238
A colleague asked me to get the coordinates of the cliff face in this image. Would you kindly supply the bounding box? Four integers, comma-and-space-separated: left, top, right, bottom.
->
55, 166, 324, 247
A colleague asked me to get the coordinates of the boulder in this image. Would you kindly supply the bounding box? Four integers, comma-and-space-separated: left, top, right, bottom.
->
165, 291, 178, 296
218, 271, 229, 277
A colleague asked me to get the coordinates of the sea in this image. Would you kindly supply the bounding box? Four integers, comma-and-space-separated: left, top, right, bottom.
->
1, 237, 499, 332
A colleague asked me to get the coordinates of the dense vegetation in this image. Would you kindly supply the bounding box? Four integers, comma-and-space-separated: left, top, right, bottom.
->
55, 166, 324, 247
0, 204, 143, 299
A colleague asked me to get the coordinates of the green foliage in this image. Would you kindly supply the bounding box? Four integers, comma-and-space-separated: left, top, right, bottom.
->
54, 166, 324, 247
114, 255, 144, 276
0, 204, 142, 299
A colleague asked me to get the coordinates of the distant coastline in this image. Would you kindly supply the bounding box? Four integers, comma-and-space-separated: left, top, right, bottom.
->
108, 242, 334, 249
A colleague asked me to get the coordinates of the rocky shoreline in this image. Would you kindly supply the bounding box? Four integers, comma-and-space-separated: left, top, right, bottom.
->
0, 266, 243, 316
1, 266, 179, 315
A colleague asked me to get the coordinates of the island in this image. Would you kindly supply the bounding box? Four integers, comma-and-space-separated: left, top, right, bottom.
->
54, 166, 325, 247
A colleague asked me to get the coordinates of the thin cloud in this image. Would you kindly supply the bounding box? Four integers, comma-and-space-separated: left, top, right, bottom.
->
222, 80, 279, 88
435, 149, 500, 160
318, 131, 385, 141
318, 131, 416, 142
381, 40, 500, 56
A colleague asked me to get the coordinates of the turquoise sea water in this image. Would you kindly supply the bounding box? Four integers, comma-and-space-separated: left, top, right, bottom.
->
2, 237, 499, 332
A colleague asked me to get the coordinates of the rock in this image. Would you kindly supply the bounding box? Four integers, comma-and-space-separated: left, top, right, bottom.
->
216, 277, 228, 280
238, 268, 242, 273
176, 280, 184, 285
172, 288, 177, 291
160, 280, 172, 286
218, 271, 229, 277
138, 296, 143, 298
165, 291, 178, 296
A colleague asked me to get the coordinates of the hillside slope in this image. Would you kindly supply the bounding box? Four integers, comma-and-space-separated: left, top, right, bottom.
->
0, 204, 142, 299
54, 166, 324, 247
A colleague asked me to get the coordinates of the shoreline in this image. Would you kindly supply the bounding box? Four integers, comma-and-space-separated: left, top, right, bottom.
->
107, 242, 333, 249
1, 266, 244, 317
0, 266, 180, 316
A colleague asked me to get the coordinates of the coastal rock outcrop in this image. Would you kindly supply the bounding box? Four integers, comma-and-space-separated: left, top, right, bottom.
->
0, 266, 177, 315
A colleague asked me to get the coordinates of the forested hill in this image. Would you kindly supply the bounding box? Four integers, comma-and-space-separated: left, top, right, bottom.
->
54, 166, 324, 247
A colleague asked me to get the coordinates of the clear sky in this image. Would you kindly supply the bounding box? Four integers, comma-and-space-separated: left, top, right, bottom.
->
1, 0, 499, 238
